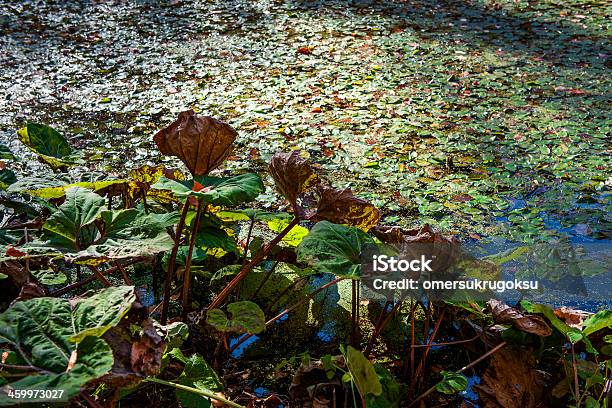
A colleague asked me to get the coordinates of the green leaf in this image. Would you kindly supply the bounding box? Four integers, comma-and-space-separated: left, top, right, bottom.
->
0, 169, 17, 190
582, 310, 612, 336
66, 233, 173, 265
70, 286, 136, 343
17, 123, 77, 170
8, 178, 125, 199
435, 371, 468, 394
43, 187, 106, 250
195, 173, 264, 206
206, 301, 265, 334
175, 353, 224, 408
0, 143, 15, 160
520, 301, 585, 344
267, 217, 309, 247
365, 365, 403, 408
585, 396, 600, 408
343, 345, 383, 398
297, 221, 376, 278
0, 336, 113, 406
31, 269, 67, 285
152, 173, 264, 206
0, 286, 134, 405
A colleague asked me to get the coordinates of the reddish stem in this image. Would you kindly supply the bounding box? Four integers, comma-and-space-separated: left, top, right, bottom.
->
181, 198, 205, 317
160, 200, 191, 324
229, 277, 344, 354
207, 216, 301, 310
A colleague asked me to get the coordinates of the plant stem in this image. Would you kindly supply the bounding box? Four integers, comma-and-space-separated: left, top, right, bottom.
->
365, 297, 405, 355
50, 259, 142, 297
87, 266, 111, 287
181, 197, 204, 317
571, 343, 580, 403
144, 377, 246, 408
207, 216, 301, 310
408, 341, 507, 407
412, 308, 445, 392
161, 199, 191, 324
229, 277, 344, 354
250, 260, 279, 300
80, 391, 104, 408
115, 261, 132, 285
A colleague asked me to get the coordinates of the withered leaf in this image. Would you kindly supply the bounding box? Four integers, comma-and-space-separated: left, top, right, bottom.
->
488, 299, 552, 336
10, 282, 46, 306
554, 306, 591, 329
371, 224, 461, 274
475, 348, 546, 408
153, 110, 237, 176
310, 185, 380, 231
268, 151, 319, 213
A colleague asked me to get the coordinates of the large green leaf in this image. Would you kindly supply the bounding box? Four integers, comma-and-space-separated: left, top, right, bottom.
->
17, 123, 77, 170
0, 286, 135, 405
206, 301, 265, 334
31, 269, 67, 285
70, 286, 137, 342
297, 221, 376, 278
151, 173, 264, 206
43, 187, 106, 250
67, 233, 174, 265
343, 345, 383, 399
582, 311, 612, 336
194, 173, 264, 206
169, 350, 224, 408
0, 336, 113, 405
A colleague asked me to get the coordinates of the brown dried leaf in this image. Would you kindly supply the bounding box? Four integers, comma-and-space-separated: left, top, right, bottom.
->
268, 151, 319, 212
0, 260, 28, 286
371, 224, 461, 272
10, 282, 46, 306
153, 110, 237, 176
310, 185, 380, 231
65, 350, 78, 372
488, 299, 552, 336
130, 319, 165, 376
554, 306, 591, 329
475, 348, 547, 408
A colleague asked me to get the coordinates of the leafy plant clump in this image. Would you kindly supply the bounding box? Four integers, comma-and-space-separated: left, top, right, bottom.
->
0, 112, 609, 408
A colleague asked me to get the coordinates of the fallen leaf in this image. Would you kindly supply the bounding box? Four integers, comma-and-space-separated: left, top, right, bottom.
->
488, 299, 552, 336
475, 348, 546, 408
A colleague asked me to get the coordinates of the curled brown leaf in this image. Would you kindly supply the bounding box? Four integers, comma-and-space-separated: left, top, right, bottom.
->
488, 299, 552, 336
153, 110, 237, 176
554, 306, 591, 329
310, 185, 380, 231
268, 151, 319, 213
371, 224, 461, 272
